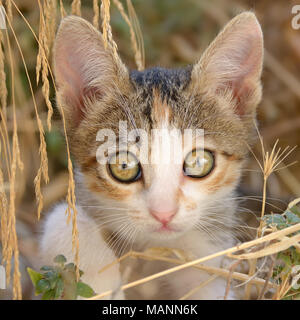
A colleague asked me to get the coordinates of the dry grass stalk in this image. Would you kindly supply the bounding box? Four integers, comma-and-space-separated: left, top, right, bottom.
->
101, 0, 110, 48
0, 33, 10, 263
65, 157, 80, 280
127, 0, 145, 70
34, 117, 49, 220
101, 0, 122, 68
5, 0, 12, 22
8, 1, 49, 228
112, 0, 145, 70
71, 0, 81, 16
6, 2, 50, 222
0, 116, 11, 178
0, 164, 8, 265
98, 249, 278, 290
10, 0, 80, 281
90, 224, 300, 300
44, 0, 57, 50
93, 0, 100, 29
288, 197, 300, 209
0, 11, 23, 299
59, 0, 66, 18
245, 129, 297, 299
273, 264, 299, 300
258, 255, 275, 299
36, 0, 54, 131
0, 25, 7, 120
0, 24, 11, 180
229, 234, 300, 260
224, 260, 242, 299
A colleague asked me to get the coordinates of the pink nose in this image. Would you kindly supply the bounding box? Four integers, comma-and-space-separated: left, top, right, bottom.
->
150, 209, 177, 225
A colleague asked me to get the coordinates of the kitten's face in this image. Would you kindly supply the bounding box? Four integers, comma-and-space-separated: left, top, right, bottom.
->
53, 13, 263, 242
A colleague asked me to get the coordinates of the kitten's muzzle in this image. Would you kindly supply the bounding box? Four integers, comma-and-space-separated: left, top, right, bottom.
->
149, 208, 177, 226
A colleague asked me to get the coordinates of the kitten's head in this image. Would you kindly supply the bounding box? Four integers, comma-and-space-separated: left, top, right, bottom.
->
53, 12, 263, 243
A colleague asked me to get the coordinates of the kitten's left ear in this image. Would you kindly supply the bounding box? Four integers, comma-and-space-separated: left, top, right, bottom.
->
191, 12, 263, 116
53, 16, 129, 127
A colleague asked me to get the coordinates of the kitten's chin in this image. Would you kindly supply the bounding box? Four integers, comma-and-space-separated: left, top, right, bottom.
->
147, 226, 187, 241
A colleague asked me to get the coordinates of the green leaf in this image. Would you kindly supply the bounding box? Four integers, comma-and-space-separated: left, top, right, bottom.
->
27, 267, 43, 288
278, 252, 291, 264
76, 282, 95, 298
65, 263, 75, 271
40, 266, 55, 272
36, 279, 51, 294
285, 211, 300, 224
45, 271, 59, 290
264, 214, 287, 228
54, 255, 67, 265
42, 289, 56, 300
54, 278, 64, 299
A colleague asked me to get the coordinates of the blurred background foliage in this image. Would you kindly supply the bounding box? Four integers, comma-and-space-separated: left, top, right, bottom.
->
0, 0, 300, 299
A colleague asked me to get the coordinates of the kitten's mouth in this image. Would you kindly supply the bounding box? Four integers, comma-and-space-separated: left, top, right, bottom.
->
156, 224, 178, 233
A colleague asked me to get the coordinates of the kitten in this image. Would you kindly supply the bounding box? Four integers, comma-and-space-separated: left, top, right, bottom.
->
39, 11, 263, 300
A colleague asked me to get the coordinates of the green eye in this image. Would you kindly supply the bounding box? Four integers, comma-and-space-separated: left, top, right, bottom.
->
183, 149, 214, 178
108, 151, 141, 183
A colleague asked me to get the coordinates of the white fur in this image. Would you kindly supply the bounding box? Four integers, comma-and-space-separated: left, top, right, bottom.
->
39, 203, 124, 299
40, 203, 236, 300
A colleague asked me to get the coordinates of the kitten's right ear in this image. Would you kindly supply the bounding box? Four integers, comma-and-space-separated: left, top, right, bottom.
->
53, 16, 128, 126
190, 12, 263, 117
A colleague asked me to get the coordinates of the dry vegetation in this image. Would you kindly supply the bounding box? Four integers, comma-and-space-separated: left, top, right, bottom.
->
0, 0, 300, 300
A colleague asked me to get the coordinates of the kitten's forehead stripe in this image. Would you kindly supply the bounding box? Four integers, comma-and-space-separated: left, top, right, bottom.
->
130, 66, 192, 100
152, 89, 172, 125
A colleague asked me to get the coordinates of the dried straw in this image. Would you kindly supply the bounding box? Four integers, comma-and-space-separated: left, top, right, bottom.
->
7, 2, 50, 222
98, 249, 278, 291
5, 0, 12, 22
0, 22, 7, 120
36, 0, 54, 131
112, 0, 145, 70
244, 127, 297, 298
93, 0, 100, 29
11, 0, 80, 282
101, 0, 124, 70
0, 7, 23, 299
59, 0, 66, 18
89, 221, 300, 300
71, 0, 81, 16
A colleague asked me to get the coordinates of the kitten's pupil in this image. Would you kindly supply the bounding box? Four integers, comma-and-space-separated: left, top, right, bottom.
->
108, 151, 141, 183
196, 158, 203, 167
183, 149, 214, 178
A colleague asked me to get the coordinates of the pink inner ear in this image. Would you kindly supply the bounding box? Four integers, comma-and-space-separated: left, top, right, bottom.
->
231, 81, 253, 116
56, 45, 104, 125
62, 85, 103, 125
215, 41, 262, 117
199, 14, 263, 117
229, 49, 262, 116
